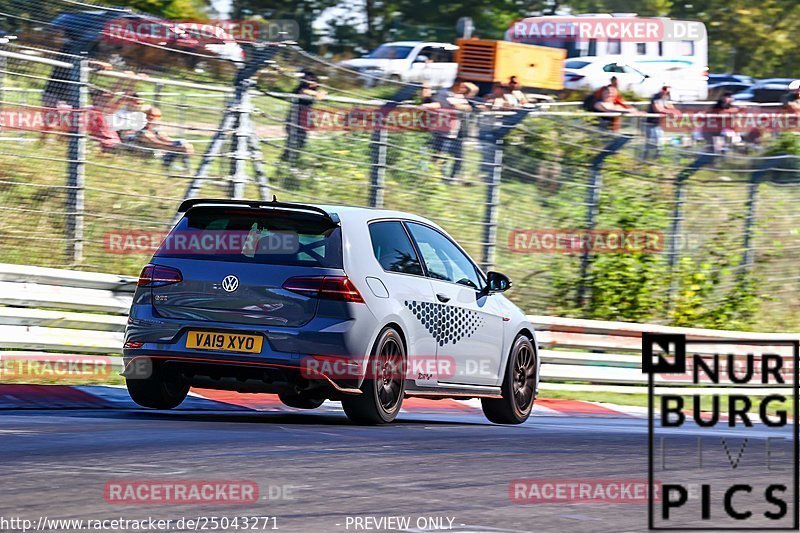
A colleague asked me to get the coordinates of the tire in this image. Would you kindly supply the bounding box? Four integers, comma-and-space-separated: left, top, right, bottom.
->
126, 368, 189, 410
278, 392, 325, 410
482, 335, 537, 425
342, 327, 406, 424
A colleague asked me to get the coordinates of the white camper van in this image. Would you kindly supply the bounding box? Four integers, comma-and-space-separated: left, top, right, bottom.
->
505, 14, 709, 100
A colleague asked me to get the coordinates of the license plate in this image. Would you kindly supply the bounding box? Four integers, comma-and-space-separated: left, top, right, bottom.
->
186, 331, 263, 353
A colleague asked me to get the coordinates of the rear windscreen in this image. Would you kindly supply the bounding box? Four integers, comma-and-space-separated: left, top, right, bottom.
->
155, 207, 343, 268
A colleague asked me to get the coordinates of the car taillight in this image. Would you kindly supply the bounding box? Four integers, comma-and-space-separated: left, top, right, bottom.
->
137, 264, 183, 287
282, 276, 364, 303
567, 74, 585, 82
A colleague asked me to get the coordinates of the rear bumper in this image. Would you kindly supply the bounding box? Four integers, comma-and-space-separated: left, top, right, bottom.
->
123, 303, 378, 394
121, 352, 362, 395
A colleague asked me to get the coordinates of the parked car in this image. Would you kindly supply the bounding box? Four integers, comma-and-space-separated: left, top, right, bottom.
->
708, 73, 754, 85
564, 56, 707, 100
338, 41, 458, 87
733, 78, 799, 103
563, 57, 661, 97
631, 59, 709, 100
123, 199, 539, 425
708, 82, 752, 101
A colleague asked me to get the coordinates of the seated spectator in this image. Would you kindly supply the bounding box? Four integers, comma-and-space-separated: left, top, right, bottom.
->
507, 76, 529, 106
132, 106, 194, 171
43, 70, 148, 153
704, 93, 740, 152
419, 82, 439, 108
86, 87, 122, 153
113, 92, 147, 140
592, 76, 640, 131
483, 82, 513, 110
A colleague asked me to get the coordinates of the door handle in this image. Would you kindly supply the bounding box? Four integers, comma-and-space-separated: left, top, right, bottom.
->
436, 293, 450, 303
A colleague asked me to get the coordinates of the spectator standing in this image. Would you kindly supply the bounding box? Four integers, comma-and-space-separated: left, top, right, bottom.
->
281, 70, 326, 163
643, 85, 680, 159
431, 78, 477, 183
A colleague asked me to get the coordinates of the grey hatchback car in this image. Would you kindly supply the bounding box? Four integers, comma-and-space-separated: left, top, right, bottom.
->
123, 199, 539, 424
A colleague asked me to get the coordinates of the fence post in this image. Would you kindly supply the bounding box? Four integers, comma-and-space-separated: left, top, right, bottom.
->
480, 114, 504, 271
231, 81, 252, 199
153, 81, 163, 110
65, 57, 89, 264
666, 153, 714, 309
282, 96, 300, 166
178, 92, 186, 138
740, 169, 764, 272
368, 128, 388, 208
576, 134, 631, 306
0, 48, 6, 116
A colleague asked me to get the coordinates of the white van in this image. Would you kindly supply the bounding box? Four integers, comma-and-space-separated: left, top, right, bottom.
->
338, 41, 459, 88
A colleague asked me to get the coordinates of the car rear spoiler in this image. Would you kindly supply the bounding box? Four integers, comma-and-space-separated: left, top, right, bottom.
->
177, 198, 340, 224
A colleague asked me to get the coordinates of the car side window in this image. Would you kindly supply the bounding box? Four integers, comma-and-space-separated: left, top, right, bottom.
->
368, 221, 423, 276
405, 222, 483, 290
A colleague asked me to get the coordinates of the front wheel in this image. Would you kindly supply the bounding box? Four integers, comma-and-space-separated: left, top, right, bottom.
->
341, 327, 406, 424
482, 335, 537, 424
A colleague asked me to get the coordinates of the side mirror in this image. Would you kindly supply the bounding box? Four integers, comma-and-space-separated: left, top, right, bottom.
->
486, 271, 511, 293
414, 55, 429, 63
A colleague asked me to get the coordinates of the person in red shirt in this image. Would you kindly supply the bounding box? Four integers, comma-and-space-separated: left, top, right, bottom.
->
592, 77, 640, 131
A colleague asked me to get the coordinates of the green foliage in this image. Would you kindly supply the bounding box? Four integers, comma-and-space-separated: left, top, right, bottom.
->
670, 216, 762, 329
231, 0, 340, 49
763, 133, 800, 157
114, 0, 211, 19
579, 161, 669, 322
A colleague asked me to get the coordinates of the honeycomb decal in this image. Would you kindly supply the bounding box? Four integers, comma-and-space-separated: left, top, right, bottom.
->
404, 300, 485, 346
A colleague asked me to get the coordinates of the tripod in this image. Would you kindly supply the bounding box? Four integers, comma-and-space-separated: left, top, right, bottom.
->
175, 44, 282, 223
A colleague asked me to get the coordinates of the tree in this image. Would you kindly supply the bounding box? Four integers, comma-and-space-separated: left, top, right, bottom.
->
117, 0, 212, 19
668, 0, 800, 77
232, 0, 340, 49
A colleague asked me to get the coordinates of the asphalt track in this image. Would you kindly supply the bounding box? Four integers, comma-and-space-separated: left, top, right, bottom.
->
0, 392, 795, 533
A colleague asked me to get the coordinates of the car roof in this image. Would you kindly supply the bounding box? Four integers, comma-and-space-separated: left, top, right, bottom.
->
179, 200, 444, 232
378, 41, 457, 49
315, 204, 438, 225
755, 78, 795, 86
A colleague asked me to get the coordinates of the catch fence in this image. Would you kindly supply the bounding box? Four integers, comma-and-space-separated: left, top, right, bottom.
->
0, 39, 798, 331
